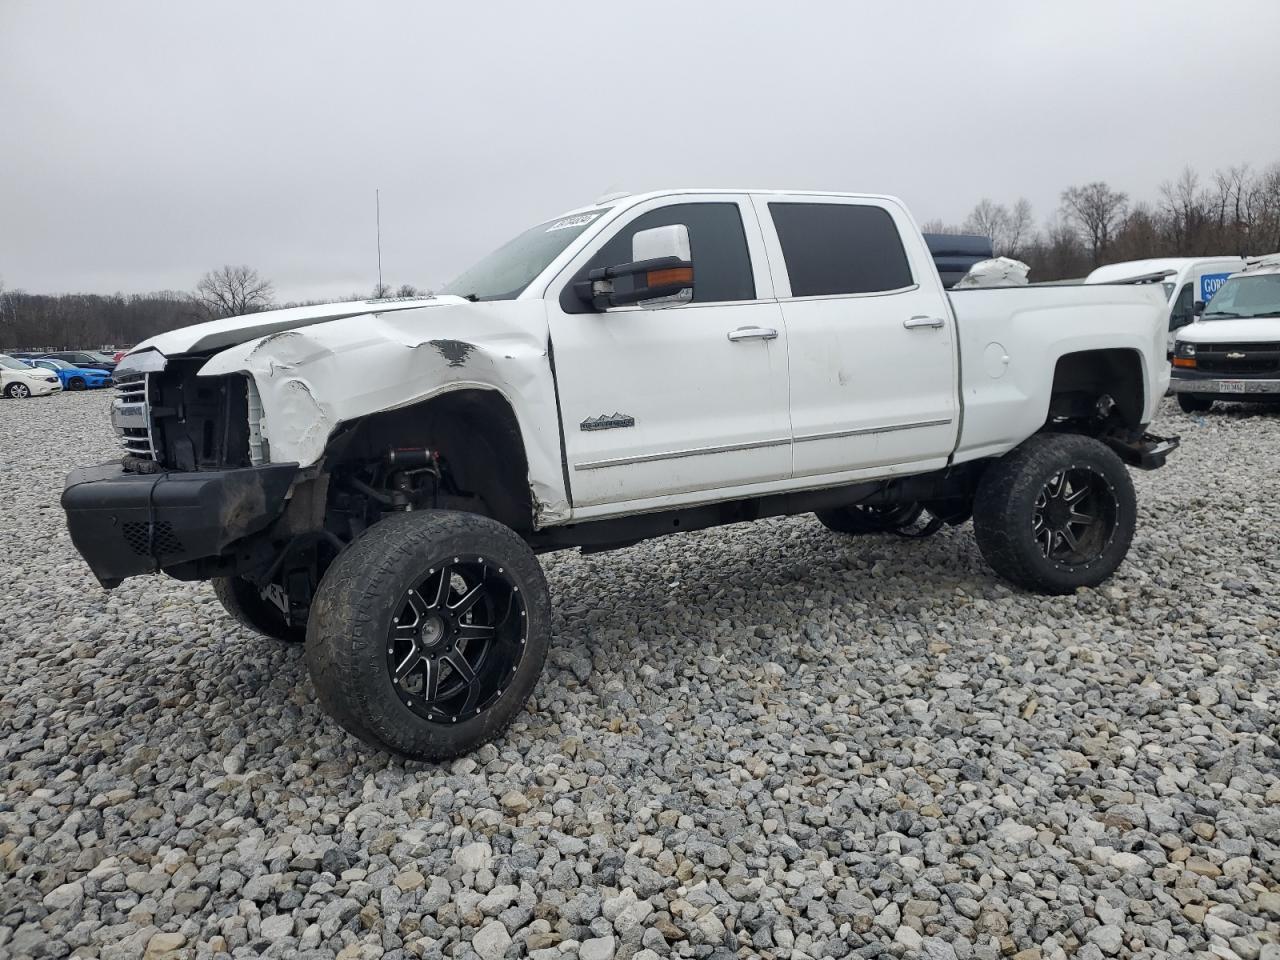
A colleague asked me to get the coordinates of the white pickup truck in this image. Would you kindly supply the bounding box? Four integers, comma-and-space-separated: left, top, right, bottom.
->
62, 189, 1177, 759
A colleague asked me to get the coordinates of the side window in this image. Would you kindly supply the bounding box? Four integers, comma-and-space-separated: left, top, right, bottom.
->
769, 202, 914, 297
563, 202, 755, 313
1169, 283, 1194, 330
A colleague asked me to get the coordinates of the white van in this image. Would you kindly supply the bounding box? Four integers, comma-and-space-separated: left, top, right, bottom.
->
1085, 257, 1247, 351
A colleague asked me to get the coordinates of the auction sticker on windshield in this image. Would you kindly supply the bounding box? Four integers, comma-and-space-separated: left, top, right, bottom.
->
545, 213, 600, 232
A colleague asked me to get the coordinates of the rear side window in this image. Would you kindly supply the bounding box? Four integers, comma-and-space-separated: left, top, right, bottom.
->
769, 202, 913, 297
563, 202, 755, 313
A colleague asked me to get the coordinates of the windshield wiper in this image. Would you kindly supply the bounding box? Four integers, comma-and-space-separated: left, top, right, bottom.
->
1203, 312, 1245, 320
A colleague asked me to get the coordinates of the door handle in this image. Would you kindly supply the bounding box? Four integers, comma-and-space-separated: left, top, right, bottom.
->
904, 316, 946, 329
727, 326, 779, 342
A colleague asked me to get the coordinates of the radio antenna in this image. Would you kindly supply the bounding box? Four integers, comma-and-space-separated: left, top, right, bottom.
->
376, 189, 383, 296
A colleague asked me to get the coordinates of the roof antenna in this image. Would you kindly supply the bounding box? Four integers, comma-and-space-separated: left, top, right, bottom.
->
376, 188, 383, 297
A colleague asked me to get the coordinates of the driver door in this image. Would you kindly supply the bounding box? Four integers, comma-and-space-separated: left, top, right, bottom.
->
546, 195, 791, 510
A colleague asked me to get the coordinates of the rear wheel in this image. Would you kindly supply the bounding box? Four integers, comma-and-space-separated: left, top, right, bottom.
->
306, 510, 550, 761
1177, 394, 1213, 413
972, 433, 1136, 594
213, 576, 305, 642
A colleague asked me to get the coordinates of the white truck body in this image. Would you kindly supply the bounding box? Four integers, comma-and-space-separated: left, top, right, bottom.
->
65, 188, 1181, 760
130, 190, 1169, 526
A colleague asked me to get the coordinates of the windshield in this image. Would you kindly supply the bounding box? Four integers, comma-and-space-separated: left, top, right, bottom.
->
440, 210, 610, 301
41, 359, 74, 369
1203, 274, 1280, 320
0, 355, 31, 371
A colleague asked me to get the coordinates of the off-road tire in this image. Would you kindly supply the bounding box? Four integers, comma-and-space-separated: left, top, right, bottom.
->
212, 576, 306, 643
972, 433, 1136, 594
305, 510, 551, 761
1177, 394, 1213, 413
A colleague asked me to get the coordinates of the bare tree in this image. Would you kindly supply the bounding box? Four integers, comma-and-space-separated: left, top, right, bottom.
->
960, 198, 1035, 257
1004, 198, 1034, 257
1061, 182, 1129, 265
919, 218, 964, 235
196, 265, 274, 318
395, 283, 422, 297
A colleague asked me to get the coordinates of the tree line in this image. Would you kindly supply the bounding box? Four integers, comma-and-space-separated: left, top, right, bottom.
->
4, 157, 1280, 351
0, 266, 425, 352
924, 159, 1280, 281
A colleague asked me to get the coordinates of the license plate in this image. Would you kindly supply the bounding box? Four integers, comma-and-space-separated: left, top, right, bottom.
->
1218, 381, 1248, 394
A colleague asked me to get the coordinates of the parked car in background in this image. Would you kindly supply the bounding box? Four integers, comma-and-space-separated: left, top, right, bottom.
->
1170, 256, 1280, 412
25, 358, 113, 390
0, 354, 62, 398
38, 351, 117, 373
1085, 257, 1248, 351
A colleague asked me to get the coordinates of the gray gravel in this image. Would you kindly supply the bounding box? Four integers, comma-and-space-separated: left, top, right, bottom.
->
2, 390, 1278, 960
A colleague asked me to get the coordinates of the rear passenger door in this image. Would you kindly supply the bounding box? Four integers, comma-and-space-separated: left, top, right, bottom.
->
754, 195, 959, 480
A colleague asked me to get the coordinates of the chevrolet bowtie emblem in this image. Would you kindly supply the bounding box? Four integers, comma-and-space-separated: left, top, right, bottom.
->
1226, 351, 1246, 359
580, 413, 636, 431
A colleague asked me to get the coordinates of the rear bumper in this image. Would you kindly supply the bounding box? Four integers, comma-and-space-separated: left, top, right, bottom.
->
62, 462, 297, 587
1169, 375, 1280, 397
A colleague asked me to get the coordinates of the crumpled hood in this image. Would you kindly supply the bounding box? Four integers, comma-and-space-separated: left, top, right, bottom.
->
1178, 316, 1280, 344
128, 296, 461, 358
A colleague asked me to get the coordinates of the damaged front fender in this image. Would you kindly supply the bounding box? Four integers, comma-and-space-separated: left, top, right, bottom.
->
197, 299, 572, 526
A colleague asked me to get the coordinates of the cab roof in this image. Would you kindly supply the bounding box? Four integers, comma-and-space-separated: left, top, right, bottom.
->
555, 188, 903, 218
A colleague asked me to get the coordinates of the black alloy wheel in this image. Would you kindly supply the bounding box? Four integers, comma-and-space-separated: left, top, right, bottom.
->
1031, 467, 1119, 568
306, 510, 551, 760
387, 556, 526, 724
973, 433, 1136, 594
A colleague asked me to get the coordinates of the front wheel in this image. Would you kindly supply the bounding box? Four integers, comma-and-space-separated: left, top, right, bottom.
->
1177, 394, 1213, 413
5, 382, 31, 399
972, 434, 1136, 594
306, 510, 551, 761
68, 377, 86, 391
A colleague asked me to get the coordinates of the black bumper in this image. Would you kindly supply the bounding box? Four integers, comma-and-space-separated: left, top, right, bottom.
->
62, 462, 297, 587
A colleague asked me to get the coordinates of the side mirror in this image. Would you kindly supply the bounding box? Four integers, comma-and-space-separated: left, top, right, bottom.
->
575, 224, 694, 311
1193, 300, 1206, 316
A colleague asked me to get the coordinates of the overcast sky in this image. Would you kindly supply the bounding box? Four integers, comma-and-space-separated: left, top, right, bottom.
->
3, 0, 1279, 302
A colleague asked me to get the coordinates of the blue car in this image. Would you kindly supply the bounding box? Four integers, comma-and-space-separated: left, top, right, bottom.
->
24, 358, 113, 390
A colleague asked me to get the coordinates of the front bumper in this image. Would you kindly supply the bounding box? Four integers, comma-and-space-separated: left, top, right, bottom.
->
1169, 375, 1280, 397
62, 462, 297, 587
30, 379, 62, 396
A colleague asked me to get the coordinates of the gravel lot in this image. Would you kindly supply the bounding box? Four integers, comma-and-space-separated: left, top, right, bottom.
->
2, 391, 1278, 960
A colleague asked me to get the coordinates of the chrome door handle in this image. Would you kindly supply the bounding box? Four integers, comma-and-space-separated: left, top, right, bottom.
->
727, 326, 779, 342
904, 316, 946, 329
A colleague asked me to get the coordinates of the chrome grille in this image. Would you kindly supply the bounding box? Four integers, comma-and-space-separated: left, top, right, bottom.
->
111, 372, 156, 460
